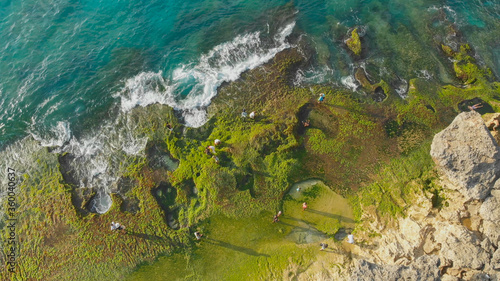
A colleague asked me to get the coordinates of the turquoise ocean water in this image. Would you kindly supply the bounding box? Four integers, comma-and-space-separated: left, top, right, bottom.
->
0, 0, 499, 211
1, 0, 499, 146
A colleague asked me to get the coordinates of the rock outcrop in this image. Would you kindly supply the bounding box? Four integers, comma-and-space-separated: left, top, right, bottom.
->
349, 112, 500, 280
350, 255, 441, 281
430, 111, 500, 200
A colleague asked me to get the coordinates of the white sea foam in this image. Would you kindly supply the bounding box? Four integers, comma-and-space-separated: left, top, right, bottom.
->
116, 22, 296, 127
416, 69, 433, 80
294, 66, 335, 86
341, 75, 359, 91
31, 121, 71, 147
427, 5, 459, 25
56, 113, 148, 214
395, 78, 409, 99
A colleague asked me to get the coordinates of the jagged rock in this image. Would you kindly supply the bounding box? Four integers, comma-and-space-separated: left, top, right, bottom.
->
491, 249, 500, 270
438, 189, 467, 223
430, 111, 500, 200
375, 217, 423, 266
441, 275, 460, 281
468, 272, 497, 281
407, 193, 433, 221
482, 220, 500, 247
435, 223, 491, 270
480, 238, 495, 255
494, 179, 500, 190
484, 113, 500, 130
349, 255, 440, 281
421, 225, 439, 255
465, 200, 483, 232
480, 190, 500, 222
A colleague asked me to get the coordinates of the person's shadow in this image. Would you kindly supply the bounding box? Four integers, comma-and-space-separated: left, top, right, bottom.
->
307, 209, 356, 223
126, 231, 165, 242
204, 238, 270, 257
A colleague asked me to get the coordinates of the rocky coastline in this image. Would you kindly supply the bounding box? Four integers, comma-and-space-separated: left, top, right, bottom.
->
3, 24, 500, 280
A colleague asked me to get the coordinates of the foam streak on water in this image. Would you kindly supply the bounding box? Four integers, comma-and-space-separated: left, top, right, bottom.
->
116, 22, 296, 127
58, 113, 148, 213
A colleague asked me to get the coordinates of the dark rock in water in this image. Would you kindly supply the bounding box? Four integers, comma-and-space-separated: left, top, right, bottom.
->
152, 182, 177, 209
334, 228, 352, 241
58, 152, 79, 187
114, 178, 141, 214
58, 153, 97, 214
350, 255, 441, 281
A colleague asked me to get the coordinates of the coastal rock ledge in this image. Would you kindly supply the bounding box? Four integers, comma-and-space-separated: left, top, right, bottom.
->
349, 112, 500, 280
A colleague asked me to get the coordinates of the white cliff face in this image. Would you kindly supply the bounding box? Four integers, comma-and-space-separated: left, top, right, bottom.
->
348, 112, 500, 280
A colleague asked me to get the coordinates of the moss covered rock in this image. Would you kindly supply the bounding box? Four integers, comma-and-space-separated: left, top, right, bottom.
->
346, 28, 362, 56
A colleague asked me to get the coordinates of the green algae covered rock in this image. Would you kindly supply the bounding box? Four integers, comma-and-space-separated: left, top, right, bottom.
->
354, 67, 389, 102
441, 44, 455, 57
346, 28, 362, 56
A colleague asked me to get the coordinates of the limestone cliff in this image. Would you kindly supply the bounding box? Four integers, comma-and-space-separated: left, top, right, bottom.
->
347, 112, 500, 280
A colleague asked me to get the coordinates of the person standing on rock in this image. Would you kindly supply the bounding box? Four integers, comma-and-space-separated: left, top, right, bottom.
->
318, 93, 325, 103
111, 222, 125, 233
302, 202, 308, 211
272, 215, 279, 223
213, 155, 219, 164
347, 233, 354, 244
194, 231, 203, 240
208, 145, 216, 154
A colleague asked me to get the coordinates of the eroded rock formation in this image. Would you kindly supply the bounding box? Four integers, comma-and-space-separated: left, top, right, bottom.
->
349, 112, 500, 280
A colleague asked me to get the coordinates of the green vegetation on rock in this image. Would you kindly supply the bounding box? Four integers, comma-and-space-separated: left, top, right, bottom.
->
346, 28, 362, 56
4, 33, 500, 280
